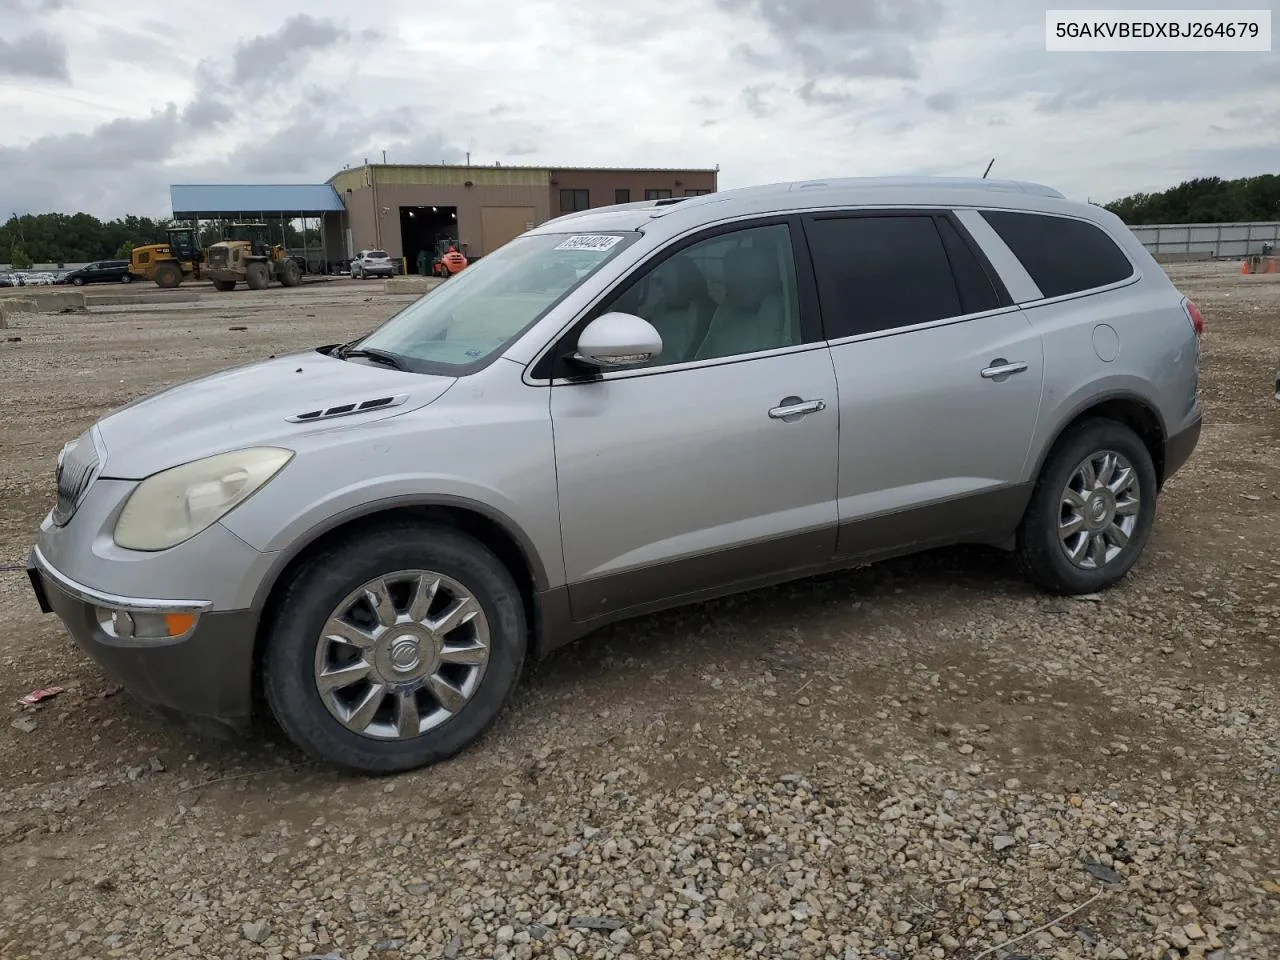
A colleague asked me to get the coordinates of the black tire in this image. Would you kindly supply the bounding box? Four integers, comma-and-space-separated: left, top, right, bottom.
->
262, 524, 527, 774
72, 276, 84, 286
154, 262, 182, 289
1016, 418, 1158, 595
120, 273, 132, 283
212, 279, 237, 292
279, 259, 302, 287
246, 262, 270, 290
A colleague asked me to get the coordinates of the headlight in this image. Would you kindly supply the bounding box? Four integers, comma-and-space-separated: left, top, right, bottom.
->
113, 447, 293, 551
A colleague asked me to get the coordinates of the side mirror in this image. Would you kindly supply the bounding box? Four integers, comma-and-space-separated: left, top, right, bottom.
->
573, 312, 663, 368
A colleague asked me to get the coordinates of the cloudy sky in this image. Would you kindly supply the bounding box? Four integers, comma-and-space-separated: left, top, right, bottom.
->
1, 0, 1277, 219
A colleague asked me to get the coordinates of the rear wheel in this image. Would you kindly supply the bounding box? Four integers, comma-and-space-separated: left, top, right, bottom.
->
279, 259, 302, 287
120, 273, 132, 283
262, 525, 527, 774
212, 279, 237, 292
154, 262, 183, 289
246, 262, 270, 290
1016, 418, 1158, 595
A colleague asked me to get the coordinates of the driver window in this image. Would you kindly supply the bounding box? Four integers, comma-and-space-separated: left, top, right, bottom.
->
610, 223, 802, 369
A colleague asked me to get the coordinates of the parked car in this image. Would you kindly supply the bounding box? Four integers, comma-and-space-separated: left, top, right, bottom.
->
58, 260, 134, 285
0, 274, 12, 287
351, 249, 395, 278
25, 272, 56, 285
27, 176, 1204, 774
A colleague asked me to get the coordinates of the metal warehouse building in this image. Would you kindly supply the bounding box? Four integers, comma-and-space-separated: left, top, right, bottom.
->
329, 162, 718, 266
171, 162, 718, 274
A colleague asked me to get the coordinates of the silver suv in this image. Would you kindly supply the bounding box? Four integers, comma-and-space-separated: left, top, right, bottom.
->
27, 177, 1204, 774
351, 249, 395, 279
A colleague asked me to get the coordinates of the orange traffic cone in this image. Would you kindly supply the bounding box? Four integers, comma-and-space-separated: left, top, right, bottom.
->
1241, 258, 1251, 275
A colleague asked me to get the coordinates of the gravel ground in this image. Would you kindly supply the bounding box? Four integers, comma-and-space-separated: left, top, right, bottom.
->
0, 266, 1277, 960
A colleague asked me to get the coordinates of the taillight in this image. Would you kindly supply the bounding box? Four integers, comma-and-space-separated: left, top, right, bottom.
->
1183, 297, 1204, 337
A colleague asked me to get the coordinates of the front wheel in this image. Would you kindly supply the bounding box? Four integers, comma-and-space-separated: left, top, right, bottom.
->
1016, 418, 1158, 595
262, 525, 527, 774
120, 273, 132, 283
245, 262, 270, 290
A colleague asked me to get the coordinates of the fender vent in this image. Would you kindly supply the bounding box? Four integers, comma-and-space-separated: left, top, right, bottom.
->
287, 393, 409, 423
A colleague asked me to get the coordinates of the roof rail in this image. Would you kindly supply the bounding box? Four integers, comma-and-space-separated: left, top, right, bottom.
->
783, 176, 1065, 199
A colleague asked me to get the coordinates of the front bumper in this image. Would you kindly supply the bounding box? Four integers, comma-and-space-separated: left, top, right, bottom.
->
27, 547, 259, 737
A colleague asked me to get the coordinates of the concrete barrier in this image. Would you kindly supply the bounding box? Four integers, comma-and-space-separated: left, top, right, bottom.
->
24, 289, 86, 312
0, 290, 85, 323
384, 276, 444, 295
0, 298, 37, 326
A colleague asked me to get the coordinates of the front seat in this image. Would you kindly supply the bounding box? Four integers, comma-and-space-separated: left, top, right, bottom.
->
644, 255, 716, 364
694, 246, 791, 361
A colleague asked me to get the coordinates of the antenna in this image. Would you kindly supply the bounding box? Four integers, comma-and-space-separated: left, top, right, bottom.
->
982, 158, 996, 179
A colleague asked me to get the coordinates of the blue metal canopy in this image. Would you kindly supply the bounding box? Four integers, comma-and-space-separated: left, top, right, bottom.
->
170, 183, 346, 218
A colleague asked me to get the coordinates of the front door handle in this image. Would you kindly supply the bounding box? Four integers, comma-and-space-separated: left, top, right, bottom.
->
981, 359, 1029, 381
769, 397, 826, 420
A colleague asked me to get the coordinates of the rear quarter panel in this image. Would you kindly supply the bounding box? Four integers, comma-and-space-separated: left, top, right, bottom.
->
1015, 221, 1200, 479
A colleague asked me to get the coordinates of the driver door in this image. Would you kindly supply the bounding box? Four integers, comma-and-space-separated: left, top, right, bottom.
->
549, 218, 840, 624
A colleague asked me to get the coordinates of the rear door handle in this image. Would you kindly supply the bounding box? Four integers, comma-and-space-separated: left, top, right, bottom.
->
980, 359, 1029, 381
769, 398, 826, 420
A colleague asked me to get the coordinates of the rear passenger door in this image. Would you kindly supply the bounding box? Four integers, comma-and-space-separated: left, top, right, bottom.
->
801, 210, 1046, 560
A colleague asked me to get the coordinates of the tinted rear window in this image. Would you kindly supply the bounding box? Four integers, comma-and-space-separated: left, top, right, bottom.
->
805, 214, 963, 338
980, 210, 1133, 299
368, 251, 389, 259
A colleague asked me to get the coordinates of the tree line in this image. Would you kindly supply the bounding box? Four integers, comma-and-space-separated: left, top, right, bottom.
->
2, 213, 173, 268
1104, 174, 1280, 225
2, 213, 325, 269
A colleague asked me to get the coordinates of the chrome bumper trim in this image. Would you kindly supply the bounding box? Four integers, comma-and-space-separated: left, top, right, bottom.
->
31, 546, 212, 612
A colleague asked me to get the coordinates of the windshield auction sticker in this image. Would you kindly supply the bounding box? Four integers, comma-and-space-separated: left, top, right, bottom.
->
555, 235, 624, 252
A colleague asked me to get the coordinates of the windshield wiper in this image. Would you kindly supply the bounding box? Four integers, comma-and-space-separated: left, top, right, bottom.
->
336, 345, 411, 371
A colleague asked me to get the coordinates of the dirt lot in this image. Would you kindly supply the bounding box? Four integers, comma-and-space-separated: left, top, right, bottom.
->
0, 266, 1277, 960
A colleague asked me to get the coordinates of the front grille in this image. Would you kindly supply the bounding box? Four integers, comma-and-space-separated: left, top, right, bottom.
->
209, 248, 229, 268
52, 432, 99, 526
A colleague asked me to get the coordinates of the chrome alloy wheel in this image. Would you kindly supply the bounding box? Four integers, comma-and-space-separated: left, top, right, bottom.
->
313, 570, 490, 740
1058, 450, 1140, 570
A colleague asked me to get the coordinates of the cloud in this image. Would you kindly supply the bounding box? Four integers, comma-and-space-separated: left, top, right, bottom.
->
924, 91, 957, 113
720, 0, 942, 81
231, 14, 349, 85
796, 80, 853, 106
0, 29, 70, 80
0, 0, 1278, 220
741, 84, 776, 118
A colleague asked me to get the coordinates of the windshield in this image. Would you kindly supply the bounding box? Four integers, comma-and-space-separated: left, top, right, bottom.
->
356, 231, 637, 372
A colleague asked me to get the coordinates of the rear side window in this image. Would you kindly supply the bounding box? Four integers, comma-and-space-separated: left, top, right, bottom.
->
980, 210, 1133, 299
804, 214, 964, 338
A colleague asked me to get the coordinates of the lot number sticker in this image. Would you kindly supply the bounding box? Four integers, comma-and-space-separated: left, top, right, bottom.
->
555, 235, 623, 252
